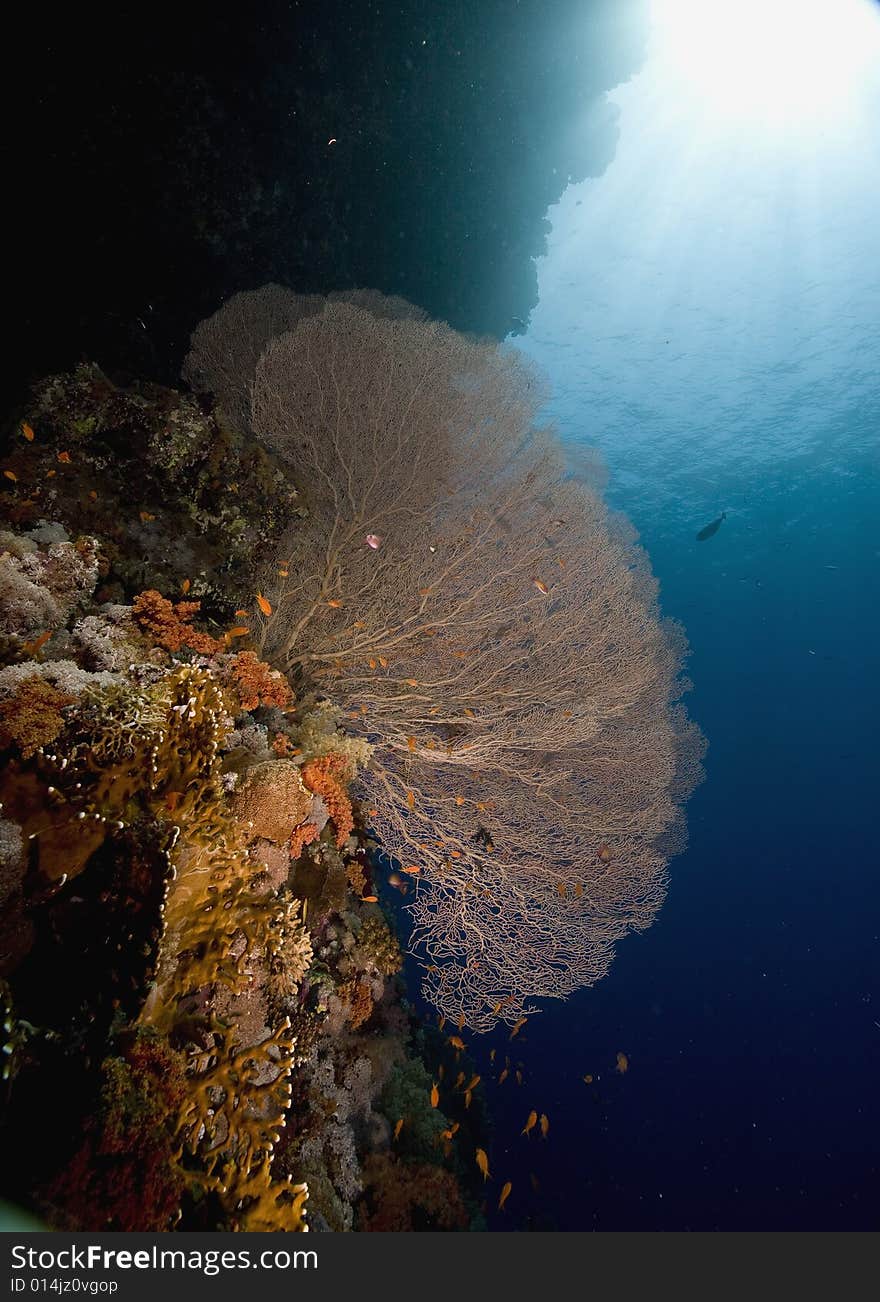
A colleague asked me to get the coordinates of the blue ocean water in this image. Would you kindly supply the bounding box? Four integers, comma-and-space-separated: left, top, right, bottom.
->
403, 25, 880, 1230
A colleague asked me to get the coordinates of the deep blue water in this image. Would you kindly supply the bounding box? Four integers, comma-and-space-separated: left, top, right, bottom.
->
397, 22, 880, 1226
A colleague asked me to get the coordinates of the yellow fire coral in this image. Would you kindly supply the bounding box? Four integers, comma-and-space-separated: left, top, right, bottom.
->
301, 753, 353, 847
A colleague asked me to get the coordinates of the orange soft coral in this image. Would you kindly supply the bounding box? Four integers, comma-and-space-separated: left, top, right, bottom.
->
0, 675, 76, 758
300, 753, 353, 847
226, 651, 292, 712
289, 821, 319, 859
131, 589, 224, 655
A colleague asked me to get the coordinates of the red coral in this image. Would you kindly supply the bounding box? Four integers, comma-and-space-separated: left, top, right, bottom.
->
226, 651, 292, 711
358, 1154, 468, 1231
131, 589, 224, 655
0, 675, 76, 758
300, 753, 353, 847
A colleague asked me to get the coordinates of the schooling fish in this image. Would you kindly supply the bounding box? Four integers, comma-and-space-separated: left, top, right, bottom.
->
696, 511, 727, 542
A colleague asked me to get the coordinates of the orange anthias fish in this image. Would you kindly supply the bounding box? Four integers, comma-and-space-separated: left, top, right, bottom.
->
365, 533, 383, 549
454, 1071, 465, 1089
521, 1110, 538, 1137
616, 1052, 629, 1075
463, 1074, 481, 1092
498, 1068, 509, 1085
256, 593, 272, 616
510, 1017, 528, 1040
20, 421, 35, 441
464, 1089, 473, 1109
539, 1114, 549, 1139
583, 1074, 594, 1085
475, 1148, 490, 1182
515, 1070, 523, 1086
430, 1083, 440, 1108
448, 1035, 465, 1051
498, 1182, 512, 1212
393, 1118, 405, 1141
532, 578, 548, 594
489, 1048, 496, 1063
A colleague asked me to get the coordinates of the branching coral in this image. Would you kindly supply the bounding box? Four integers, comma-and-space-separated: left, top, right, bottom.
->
0, 674, 76, 758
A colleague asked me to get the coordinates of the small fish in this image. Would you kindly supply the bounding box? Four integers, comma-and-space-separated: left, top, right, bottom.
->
475, 1148, 490, 1181
521, 1110, 538, 1137
515, 1070, 523, 1086
23, 629, 52, 655
510, 1017, 528, 1040
257, 593, 272, 616
369, 658, 377, 669
327, 599, 343, 608
3, 469, 17, 481
454, 1071, 466, 1089
498, 1182, 512, 1212
489, 1048, 497, 1063
379, 656, 388, 667
438, 1016, 447, 1032
235, 608, 249, 617
89, 490, 98, 500
532, 578, 549, 594
402, 864, 421, 875
406, 790, 415, 810
362, 894, 378, 903
407, 735, 416, 751
57, 451, 71, 464
365, 533, 383, 549
393, 1118, 404, 1141
464, 1074, 481, 1092
404, 678, 419, 687
616, 1052, 629, 1074
597, 844, 612, 863
20, 422, 35, 441
227, 626, 250, 638
539, 1113, 549, 1139
278, 568, 289, 577
430, 1083, 439, 1108
464, 1089, 473, 1109
457, 1012, 466, 1031
498, 1068, 509, 1085
180, 578, 191, 594
696, 511, 727, 542
574, 883, 583, 898
448, 1035, 465, 1051
583, 1074, 594, 1085
556, 882, 566, 898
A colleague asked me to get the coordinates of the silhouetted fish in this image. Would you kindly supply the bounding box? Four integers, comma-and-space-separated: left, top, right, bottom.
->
696, 511, 727, 541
